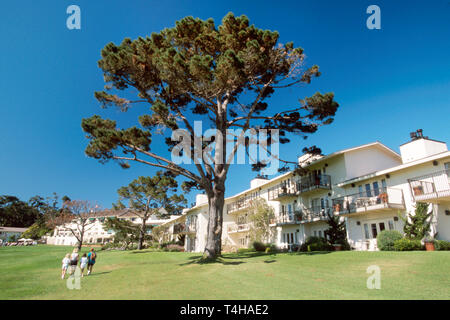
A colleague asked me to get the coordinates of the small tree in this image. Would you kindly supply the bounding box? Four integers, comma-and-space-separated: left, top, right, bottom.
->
246, 198, 275, 244
151, 224, 169, 244
61, 200, 101, 250
324, 212, 348, 247
401, 202, 432, 240
103, 217, 141, 249
113, 171, 186, 250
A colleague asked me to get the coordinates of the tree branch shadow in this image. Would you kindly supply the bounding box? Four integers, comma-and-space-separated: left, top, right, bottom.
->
178, 251, 280, 266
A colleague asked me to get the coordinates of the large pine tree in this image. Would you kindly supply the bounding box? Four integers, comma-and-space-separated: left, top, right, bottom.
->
82, 13, 339, 259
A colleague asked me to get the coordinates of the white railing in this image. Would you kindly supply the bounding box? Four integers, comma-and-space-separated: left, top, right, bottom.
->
408, 169, 450, 201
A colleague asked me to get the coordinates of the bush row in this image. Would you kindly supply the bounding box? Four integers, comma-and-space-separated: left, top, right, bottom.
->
377, 230, 450, 251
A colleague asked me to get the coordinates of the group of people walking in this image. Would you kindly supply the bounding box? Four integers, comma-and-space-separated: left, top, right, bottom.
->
61, 248, 97, 279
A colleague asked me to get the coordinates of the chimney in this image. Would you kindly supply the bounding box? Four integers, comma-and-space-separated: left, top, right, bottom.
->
195, 193, 208, 206
250, 176, 268, 189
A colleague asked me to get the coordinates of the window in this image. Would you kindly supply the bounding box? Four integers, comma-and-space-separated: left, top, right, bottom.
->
371, 223, 377, 238
318, 230, 322, 238
365, 184, 372, 197
379, 222, 385, 232
287, 204, 292, 214
364, 224, 370, 239
359, 185, 363, 197
314, 230, 317, 237
445, 162, 450, 170
388, 220, 394, 230
373, 182, 380, 196
381, 179, 387, 190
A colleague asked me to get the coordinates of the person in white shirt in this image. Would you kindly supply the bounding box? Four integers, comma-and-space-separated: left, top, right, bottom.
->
61, 254, 71, 279
79, 253, 88, 277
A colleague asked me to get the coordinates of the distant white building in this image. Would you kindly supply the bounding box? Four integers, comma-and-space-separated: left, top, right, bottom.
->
46, 208, 179, 246
0, 227, 28, 242
160, 130, 450, 252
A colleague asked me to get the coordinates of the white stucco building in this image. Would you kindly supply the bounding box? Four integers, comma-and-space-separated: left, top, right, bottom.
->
46, 208, 179, 246
161, 130, 450, 252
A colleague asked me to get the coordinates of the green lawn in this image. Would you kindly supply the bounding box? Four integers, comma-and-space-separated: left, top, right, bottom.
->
0, 245, 449, 299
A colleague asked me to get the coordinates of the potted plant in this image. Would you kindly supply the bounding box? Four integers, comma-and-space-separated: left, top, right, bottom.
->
413, 185, 424, 196
333, 203, 341, 213
294, 211, 303, 222
423, 235, 436, 251
379, 193, 388, 203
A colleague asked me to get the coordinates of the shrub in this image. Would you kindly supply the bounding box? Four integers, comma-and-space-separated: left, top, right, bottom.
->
128, 244, 138, 250
393, 238, 424, 251
160, 240, 178, 249
252, 241, 267, 252
435, 240, 450, 251
299, 236, 333, 252
163, 244, 184, 252
237, 248, 254, 254
265, 243, 278, 253
377, 230, 403, 251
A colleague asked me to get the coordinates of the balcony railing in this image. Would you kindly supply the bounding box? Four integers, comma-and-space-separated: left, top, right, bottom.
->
332, 187, 405, 215
298, 174, 332, 194
408, 169, 450, 202
227, 223, 250, 233
268, 183, 299, 201
301, 206, 331, 222
226, 195, 258, 214
276, 211, 302, 224
173, 223, 197, 234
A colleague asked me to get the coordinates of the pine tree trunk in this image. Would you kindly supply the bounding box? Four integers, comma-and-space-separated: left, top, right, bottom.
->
138, 222, 146, 250
203, 184, 225, 260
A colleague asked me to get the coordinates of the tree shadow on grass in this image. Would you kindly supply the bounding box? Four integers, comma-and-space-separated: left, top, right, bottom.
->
178, 256, 246, 266
178, 251, 280, 266
87, 271, 112, 276
287, 251, 332, 256
129, 250, 156, 254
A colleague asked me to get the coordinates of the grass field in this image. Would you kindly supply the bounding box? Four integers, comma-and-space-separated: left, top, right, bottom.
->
0, 245, 449, 299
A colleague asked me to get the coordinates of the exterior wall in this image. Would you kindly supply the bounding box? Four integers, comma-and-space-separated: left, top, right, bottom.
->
400, 139, 447, 163
346, 212, 404, 251
343, 154, 450, 248
343, 147, 401, 181
436, 202, 450, 240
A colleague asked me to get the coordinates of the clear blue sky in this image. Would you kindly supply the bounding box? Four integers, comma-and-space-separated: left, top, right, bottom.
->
0, 0, 449, 208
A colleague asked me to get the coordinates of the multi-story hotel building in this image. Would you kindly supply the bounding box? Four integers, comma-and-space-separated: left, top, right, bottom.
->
162, 130, 450, 252
46, 208, 178, 246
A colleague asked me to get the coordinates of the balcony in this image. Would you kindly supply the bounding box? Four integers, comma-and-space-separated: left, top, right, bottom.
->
332, 187, 405, 216
276, 211, 302, 225
226, 195, 258, 214
298, 174, 332, 194
301, 207, 331, 222
268, 183, 299, 201
227, 223, 250, 234
408, 169, 450, 203
173, 223, 196, 234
